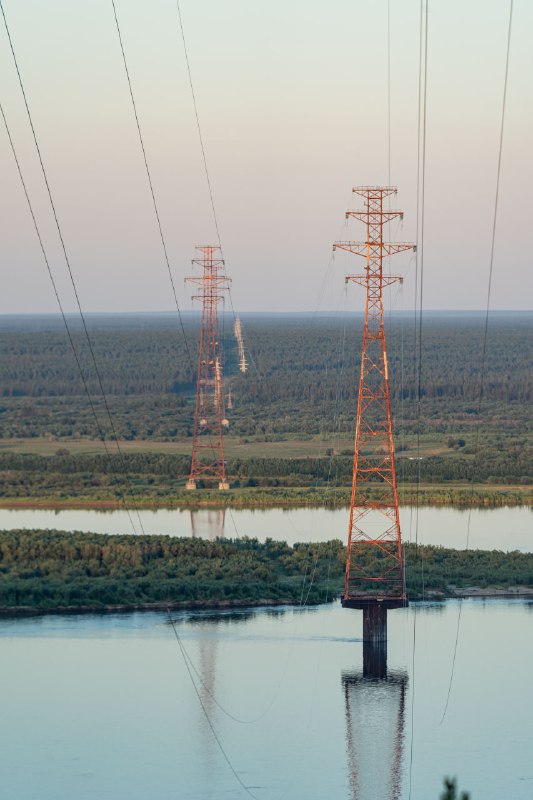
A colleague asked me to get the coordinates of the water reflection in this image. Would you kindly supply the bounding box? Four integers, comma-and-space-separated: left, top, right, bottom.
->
190, 510, 226, 540
0, 506, 530, 551
183, 609, 257, 626
342, 659, 407, 799
180, 606, 291, 626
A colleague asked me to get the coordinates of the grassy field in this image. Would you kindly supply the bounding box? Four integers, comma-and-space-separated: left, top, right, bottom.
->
0, 436, 531, 509
0, 433, 478, 459
0, 435, 351, 458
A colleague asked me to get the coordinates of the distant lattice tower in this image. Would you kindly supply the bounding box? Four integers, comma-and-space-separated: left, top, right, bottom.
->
334, 187, 415, 631
234, 317, 248, 373
185, 245, 230, 491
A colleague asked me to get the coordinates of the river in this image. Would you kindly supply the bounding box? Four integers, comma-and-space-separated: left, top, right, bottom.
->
1, 599, 532, 799
0, 505, 531, 551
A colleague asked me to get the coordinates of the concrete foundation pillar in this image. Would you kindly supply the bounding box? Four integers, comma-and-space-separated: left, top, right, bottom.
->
362, 604, 388, 679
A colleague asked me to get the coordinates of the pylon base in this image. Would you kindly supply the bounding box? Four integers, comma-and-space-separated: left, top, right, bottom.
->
342, 596, 407, 610
185, 480, 197, 491
218, 481, 229, 491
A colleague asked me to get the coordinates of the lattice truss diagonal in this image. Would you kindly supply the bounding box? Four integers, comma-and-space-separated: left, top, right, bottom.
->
334, 187, 415, 607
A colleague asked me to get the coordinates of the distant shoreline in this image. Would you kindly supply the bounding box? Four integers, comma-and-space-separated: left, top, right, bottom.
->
2, 588, 533, 619
0, 486, 529, 510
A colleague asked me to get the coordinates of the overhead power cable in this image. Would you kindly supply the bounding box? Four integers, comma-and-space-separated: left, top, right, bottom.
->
110, 0, 193, 372
440, 0, 514, 727
167, 609, 259, 800
466, 0, 514, 548
176, 0, 222, 253
408, 2, 428, 798
174, 0, 246, 367
0, 100, 144, 536
0, 1, 147, 536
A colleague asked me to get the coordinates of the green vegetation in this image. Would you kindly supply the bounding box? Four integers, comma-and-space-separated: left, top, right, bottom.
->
441, 777, 470, 800
1, 529, 532, 613
0, 451, 529, 509
0, 313, 530, 506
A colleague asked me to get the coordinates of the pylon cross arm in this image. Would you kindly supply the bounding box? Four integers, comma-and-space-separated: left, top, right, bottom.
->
346, 210, 404, 224
333, 242, 415, 257
347, 275, 403, 288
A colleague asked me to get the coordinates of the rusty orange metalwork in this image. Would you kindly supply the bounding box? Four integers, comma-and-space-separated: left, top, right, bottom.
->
185, 246, 230, 491
334, 187, 415, 609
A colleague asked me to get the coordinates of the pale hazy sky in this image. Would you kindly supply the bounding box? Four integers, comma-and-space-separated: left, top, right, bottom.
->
1, 0, 532, 314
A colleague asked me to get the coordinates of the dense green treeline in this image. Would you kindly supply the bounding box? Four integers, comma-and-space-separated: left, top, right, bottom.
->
0, 315, 531, 440
1, 530, 532, 611
0, 450, 530, 508
0, 315, 530, 403
0, 314, 530, 494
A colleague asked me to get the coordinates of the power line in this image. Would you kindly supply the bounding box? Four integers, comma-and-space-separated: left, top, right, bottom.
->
176, 0, 222, 253
387, 0, 391, 187
0, 1, 147, 536
110, 0, 193, 372
414, 0, 429, 551
440, 0, 514, 727
167, 609, 260, 800
174, 0, 247, 375
408, 2, 428, 797
0, 99, 144, 536
466, 0, 514, 549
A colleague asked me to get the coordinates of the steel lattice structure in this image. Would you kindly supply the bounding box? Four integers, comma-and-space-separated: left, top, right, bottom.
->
334, 187, 415, 609
185, 245, 230, 491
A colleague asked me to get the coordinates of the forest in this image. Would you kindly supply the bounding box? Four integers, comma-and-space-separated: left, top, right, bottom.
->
0, 451, 528, 509
1, 529, 532, 612
0, 313, 530, 502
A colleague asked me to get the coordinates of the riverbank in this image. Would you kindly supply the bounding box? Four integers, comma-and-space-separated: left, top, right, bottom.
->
2, 588, 533, 618
0, 482, 530, 510
0, 597, 299, 617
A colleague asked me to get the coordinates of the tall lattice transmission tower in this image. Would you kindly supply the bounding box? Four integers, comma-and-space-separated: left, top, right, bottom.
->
185, 245, 230, 491
334, 187, 415, 639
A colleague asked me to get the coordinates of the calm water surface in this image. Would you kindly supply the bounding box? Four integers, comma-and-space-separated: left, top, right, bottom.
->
1, 601, 532, 799
0, 506, 531, 551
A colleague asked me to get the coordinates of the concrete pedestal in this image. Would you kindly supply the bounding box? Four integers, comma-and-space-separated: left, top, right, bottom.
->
362, 604, 388, 679
362, 603, 388, 644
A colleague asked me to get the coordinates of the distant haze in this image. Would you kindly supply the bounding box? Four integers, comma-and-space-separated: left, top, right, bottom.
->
1, 0, 532, 315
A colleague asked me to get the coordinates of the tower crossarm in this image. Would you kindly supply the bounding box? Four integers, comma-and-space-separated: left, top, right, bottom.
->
346, 274, 403, 289
352, 185, 398, 199
333, 242, 415, 257
345, 210, 404, 224
191, 258, 225, 267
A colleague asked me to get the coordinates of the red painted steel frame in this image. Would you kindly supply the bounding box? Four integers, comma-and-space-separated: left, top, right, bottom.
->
186, 246, 230, 488
334, 187, 415, 607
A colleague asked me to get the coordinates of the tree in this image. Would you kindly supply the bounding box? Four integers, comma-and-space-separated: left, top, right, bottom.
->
441, 777, 470, 800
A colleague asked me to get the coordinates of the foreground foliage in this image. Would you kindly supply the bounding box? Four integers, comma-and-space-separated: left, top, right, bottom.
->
441, 777, 470, 800
0, 530, 532, 611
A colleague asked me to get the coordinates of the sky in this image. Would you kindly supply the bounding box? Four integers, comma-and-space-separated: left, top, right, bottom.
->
0, 0, 532, 315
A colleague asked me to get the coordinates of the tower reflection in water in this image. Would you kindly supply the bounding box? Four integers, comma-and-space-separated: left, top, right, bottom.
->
342, 642, 408, 800
190, 509, 226, 540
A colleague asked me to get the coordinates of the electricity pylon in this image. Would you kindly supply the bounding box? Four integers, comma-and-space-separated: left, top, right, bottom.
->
334, 187, 415, 623
234, 317, 248, 373
185, 245, 230, 491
